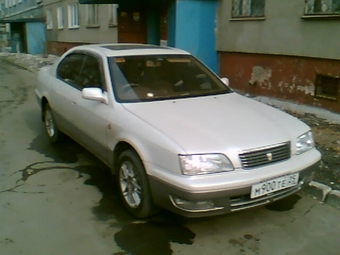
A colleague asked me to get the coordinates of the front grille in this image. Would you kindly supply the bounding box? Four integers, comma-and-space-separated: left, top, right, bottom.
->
239, 142, 291, 169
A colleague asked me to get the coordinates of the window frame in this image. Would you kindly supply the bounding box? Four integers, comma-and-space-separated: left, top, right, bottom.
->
231, 0, 266, 19
46, 9, 53, 30
57, 51, 106, 92
57, 53, 86, 90
57, 6, 64, 30
304, 0, 340, 16
109, 4, 118, 26
314, 74, 339, 101
79, 54, 106, 90
86, 4, 99, 27
68, 3, 79, 29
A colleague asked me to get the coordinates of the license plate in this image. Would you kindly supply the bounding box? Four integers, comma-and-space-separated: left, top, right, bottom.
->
251, 173, 299, 199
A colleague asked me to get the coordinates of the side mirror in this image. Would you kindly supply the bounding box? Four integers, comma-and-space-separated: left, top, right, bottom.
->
82, 87, 108, 104
221, 77, 230, 87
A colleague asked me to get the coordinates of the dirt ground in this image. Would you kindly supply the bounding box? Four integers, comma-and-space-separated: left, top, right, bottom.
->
289, 112, 340, 191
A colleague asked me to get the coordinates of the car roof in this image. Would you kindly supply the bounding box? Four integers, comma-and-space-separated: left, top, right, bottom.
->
70, 43, 191, 57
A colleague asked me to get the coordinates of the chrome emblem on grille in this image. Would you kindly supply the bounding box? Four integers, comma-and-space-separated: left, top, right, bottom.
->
266, 153, 273, 161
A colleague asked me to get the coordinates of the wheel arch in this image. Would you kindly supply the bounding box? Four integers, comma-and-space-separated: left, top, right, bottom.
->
112, 141, 143, 174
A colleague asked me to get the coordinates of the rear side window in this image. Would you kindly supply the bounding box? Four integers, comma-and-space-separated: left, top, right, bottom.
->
56, 53, 85, 89
78, 55, 105, 90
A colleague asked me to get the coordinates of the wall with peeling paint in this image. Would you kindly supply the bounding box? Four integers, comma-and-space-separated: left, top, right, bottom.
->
216, 0, 340, 60
219, 52, 340, 113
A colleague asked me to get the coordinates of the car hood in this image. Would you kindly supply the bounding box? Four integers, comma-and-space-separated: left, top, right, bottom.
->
122, 93, 309, 154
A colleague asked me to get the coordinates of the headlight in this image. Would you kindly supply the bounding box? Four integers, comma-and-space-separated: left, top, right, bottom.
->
179, 154, 234, 175
296, 131, 315, 155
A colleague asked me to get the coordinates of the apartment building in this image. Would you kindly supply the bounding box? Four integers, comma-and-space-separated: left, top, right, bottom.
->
80, 0, 219, 72
44, 0, 119, 55
217, 0, 340, 113
0, 0, 45, 54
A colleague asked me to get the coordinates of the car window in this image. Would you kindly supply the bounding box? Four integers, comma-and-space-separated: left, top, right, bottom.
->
56, 53, 85, 89
108, 55, 232, 103
78, 55, 105, 91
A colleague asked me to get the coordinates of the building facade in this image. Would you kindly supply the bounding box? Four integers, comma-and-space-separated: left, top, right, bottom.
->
80, 0, 219, 72
217, 0, 340, 113
44, 0, 119, 55
0, 0, 46, 54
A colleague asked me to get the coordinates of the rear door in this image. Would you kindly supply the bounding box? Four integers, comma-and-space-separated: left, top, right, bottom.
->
49, 53, 86, 141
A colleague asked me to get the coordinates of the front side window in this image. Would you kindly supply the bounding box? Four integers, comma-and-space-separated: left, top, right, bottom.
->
78, 55, 105, 90
57, 53, 85, 89
68, 3, 79, 28
232, 0, 265, 18
109, 55, 232, 103
86, 4, 99, 26
304, 0, 340, 15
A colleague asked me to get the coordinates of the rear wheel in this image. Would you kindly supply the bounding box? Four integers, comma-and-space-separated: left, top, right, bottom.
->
44, 104, 61, 143
117, 150, 155, 218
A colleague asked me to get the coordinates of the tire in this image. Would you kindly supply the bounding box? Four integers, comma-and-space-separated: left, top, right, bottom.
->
117, 150, 155, 218
43, 104, 61, 143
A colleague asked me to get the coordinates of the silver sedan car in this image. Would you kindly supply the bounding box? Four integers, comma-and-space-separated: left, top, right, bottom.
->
35, 44, 321, 218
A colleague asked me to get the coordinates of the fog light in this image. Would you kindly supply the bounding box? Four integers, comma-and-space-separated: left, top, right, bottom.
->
170, 196, 221, 212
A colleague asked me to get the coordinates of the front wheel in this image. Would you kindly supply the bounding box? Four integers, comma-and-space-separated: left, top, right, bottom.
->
44, 104, 61, 143
117, 150, 156, 218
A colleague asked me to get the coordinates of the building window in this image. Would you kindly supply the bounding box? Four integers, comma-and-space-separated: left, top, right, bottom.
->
305, 0, 340, 15
68, 3, 79, 28
232, 0, 265, 18
86, 4, 99, 26
315, 74, 339, 101
57, 7, 64, 29
109, 4, 118, 26
18, 0, 22, 3
46, 9, 53, 30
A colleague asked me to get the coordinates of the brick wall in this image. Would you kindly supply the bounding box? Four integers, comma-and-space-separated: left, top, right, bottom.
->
219, 52, 340, 113
46, 41, 89, 56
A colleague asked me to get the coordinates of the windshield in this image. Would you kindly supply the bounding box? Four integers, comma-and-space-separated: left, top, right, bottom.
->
108, 55, 232, 102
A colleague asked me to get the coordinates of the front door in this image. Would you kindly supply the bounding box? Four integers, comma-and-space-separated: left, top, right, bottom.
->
118, 10, 147, 43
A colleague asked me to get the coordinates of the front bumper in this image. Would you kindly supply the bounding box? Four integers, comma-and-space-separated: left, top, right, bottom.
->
148, 160, 320, 218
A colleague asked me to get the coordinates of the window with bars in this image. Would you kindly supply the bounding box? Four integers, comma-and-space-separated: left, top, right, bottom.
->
46, 9, 53, 30
68, 3, 79, 28
304, 0, 340, 15
315, 74, 339, 101
57, 7, 64, 29
87, 4, 99, 26
232, 0, 265, 18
